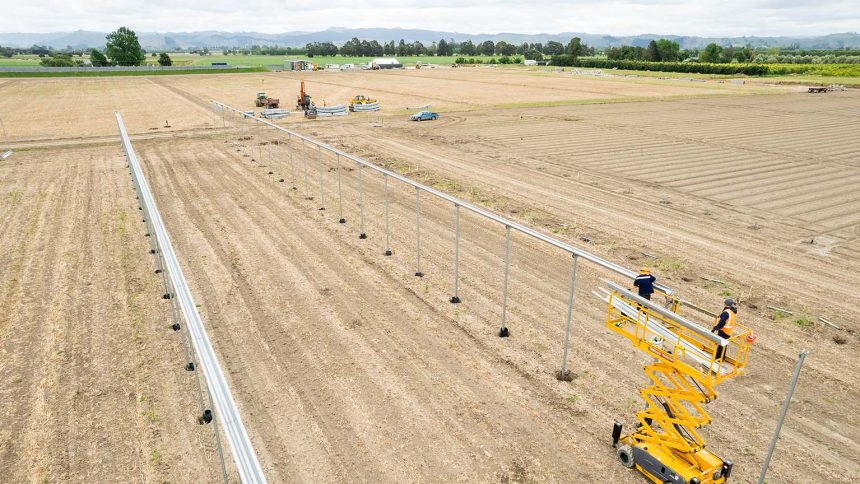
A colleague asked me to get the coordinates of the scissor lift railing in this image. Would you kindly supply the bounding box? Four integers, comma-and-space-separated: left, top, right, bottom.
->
596, 280, 752, 484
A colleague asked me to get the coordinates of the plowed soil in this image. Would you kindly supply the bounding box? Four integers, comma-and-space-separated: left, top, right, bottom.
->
0, 69, 856, 483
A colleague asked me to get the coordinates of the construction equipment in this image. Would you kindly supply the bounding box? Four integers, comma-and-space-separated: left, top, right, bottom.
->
350, 95, 377, 107
596, 280, 753, 484
349, 95, 379, 112
297, 81, 312, 111
255, 92, 280, 108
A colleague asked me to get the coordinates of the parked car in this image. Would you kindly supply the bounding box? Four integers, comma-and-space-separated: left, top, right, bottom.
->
410, 111, 439, 121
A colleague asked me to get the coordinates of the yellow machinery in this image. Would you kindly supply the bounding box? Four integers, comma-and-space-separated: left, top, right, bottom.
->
597, 280, 753, 484
350, 95, 377, 106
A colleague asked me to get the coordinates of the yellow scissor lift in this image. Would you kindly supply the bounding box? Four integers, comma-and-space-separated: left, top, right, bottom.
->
595, 280, 753, 484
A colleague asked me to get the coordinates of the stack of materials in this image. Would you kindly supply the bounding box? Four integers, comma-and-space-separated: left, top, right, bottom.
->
350, 102, 380, 112
260, 108, 290, 119
315, 105, 348, 117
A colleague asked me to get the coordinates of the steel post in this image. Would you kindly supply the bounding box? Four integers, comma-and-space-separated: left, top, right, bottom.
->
384, 174, 391, 256
288, 134, 297, 189
559, 255, 579, 379
302, 138, 310, 200
757, 350, 808, 484
500, 225, 511, 337
336, 153, 345, 223
450, 204, 461, 303
358, 164, 366, 239
415, 188, 423, 277
317, 145, 325, 210
278, 135, 285, 182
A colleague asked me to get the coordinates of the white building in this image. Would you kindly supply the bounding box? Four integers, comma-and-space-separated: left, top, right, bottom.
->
368, 58, 402, 69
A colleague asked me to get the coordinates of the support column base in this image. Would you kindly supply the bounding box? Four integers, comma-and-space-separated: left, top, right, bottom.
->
450, 296, 461, 304
384, 250, 392, 256
555, 369, 574, 382
359, 233, 367, 239
498, 327, 510, 338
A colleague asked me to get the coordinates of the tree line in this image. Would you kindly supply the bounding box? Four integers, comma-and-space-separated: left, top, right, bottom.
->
219, 37, 594, 60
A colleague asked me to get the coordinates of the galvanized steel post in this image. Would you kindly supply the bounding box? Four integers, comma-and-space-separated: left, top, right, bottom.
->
500, 225, 511, 337
559, 255, 578, 379
757, 350, 808, 484
317, 145, 325, 210
450, 204, 461, 303
358, 164, 367, 239
384, 174, 392, 256
288, 134, 297, 190
278, 134, 285, 183
415, 187, 423, 277
336, 153, 345, 223
302, 138, 310, 200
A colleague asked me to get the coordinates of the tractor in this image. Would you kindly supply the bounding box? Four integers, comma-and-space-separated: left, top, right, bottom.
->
255, 92, 279, 109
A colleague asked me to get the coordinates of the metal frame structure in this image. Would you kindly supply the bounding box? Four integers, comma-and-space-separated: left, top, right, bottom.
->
213, 100, 676, 377
116, 112, 267, 484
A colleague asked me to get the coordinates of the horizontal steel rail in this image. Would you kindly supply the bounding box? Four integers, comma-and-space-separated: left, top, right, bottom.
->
115, 112, 266, 484
213, 100, 673, 294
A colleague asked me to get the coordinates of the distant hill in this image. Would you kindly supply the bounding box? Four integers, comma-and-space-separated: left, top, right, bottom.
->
1, 28, 858, 50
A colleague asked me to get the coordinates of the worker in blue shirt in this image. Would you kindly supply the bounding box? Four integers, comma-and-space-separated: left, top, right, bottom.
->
633, 267, 656, 300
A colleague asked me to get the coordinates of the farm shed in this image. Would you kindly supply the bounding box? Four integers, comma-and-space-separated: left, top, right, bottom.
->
285, 59, 313, 71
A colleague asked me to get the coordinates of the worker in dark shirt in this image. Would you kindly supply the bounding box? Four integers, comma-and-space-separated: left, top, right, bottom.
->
713, 299, 738, 360
633, 267, 656, 300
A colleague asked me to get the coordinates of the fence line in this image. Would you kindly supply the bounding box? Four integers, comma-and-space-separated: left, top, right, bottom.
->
116, 112, 267, 484
213, 99, 676, 376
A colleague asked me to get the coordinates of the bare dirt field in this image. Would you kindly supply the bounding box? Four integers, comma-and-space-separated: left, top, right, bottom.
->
0, 145, 223, 481
0, 69, 857, 483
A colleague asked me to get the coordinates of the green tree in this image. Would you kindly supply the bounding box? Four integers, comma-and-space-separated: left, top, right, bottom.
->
89, 48, 110, 66
437, 39, 453, 56
158, 52, 173, 66
544, 41, 564, 56
645, 40, 660, 61
459, 40, 476, 56
105, 27, 145, 66
479, 40, 495, 56
566, 37, 584, 58
700, 43, 723, 63
655, 39, 680, 62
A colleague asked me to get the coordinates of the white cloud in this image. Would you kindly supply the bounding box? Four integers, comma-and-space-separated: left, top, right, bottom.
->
2, 0, 858, 35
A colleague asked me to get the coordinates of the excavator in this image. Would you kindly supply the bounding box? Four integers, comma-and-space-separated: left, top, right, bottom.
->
595, 280, 754, 484
296, 81, 312, 111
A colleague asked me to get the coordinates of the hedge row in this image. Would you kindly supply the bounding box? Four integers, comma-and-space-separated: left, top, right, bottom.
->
559, 58, 770, 76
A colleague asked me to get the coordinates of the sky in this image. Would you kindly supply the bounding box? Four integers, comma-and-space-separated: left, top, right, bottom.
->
3, 0, 859, 36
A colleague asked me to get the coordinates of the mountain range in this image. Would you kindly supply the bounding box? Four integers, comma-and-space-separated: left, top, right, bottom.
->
1, 28, 858, 50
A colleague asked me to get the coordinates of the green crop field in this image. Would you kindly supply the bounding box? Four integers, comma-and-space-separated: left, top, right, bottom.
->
0, 55, 47, 66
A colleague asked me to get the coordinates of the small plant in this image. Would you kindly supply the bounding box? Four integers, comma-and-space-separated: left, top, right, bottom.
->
771, 311, 788, 322
12, 376, 22, 384
144, 406, 159, 423
151, 448, 162, 464
658, 257, 684, 272
567, 394, 578, 405
793, 316, 814, 329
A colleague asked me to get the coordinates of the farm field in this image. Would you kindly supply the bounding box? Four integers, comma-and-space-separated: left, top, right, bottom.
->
0, 145, 224, 481
1, 68, 857, 483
